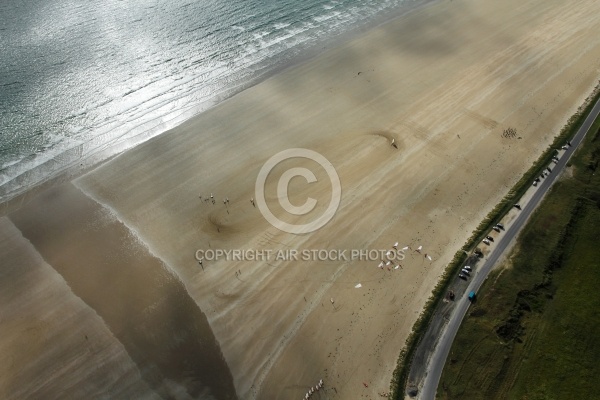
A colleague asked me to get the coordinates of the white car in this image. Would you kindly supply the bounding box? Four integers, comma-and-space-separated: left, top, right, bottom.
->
483, 239, 491, 245
464, 266, 472, 271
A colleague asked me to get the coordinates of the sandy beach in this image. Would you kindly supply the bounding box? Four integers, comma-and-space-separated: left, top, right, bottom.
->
0, 215, 161, 399
2, 0, 600, 398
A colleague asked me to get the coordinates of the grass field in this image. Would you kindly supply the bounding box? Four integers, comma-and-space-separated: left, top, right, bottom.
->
437, 117, 600, 399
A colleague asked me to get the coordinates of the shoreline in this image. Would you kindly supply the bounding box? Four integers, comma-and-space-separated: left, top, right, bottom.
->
2, 0, 600, 398
0, 0, 433, 206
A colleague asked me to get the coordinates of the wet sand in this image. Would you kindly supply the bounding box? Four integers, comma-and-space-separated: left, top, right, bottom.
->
0, 216, 159, 399
6, 184, 237, 399
2, 0, 600, 398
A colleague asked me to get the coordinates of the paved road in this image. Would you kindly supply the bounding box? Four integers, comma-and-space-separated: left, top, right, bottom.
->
418, 96, 600, 400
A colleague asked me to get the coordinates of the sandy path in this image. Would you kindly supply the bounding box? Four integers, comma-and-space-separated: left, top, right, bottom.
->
4, 0, 600, 398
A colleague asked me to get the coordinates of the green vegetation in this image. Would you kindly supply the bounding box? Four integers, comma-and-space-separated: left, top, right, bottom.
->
389, 82, 600, 400
438, 104, 600, 399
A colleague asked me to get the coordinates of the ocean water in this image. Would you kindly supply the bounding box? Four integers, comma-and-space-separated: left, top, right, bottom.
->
0, 0, 423, 202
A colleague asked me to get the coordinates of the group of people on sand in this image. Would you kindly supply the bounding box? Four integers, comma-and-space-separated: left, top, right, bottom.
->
304, 379, 324, 399
199, 192, 257, 208
198, 193, 232, 205
198, 193, 217, 205
374, 241, 435, 273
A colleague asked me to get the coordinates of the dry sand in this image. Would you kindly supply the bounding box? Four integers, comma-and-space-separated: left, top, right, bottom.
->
2, 0, 600, 398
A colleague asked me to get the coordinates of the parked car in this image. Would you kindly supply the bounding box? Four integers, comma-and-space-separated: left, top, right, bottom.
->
493, 226, 501, 232
514, 204, 522, 210
496, 223, 505, 230
464, 266, 472, 271
458, 274, 468, 280
461, 269, 470, 276
486, 236, 494, 242
483, 239, 491, 245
